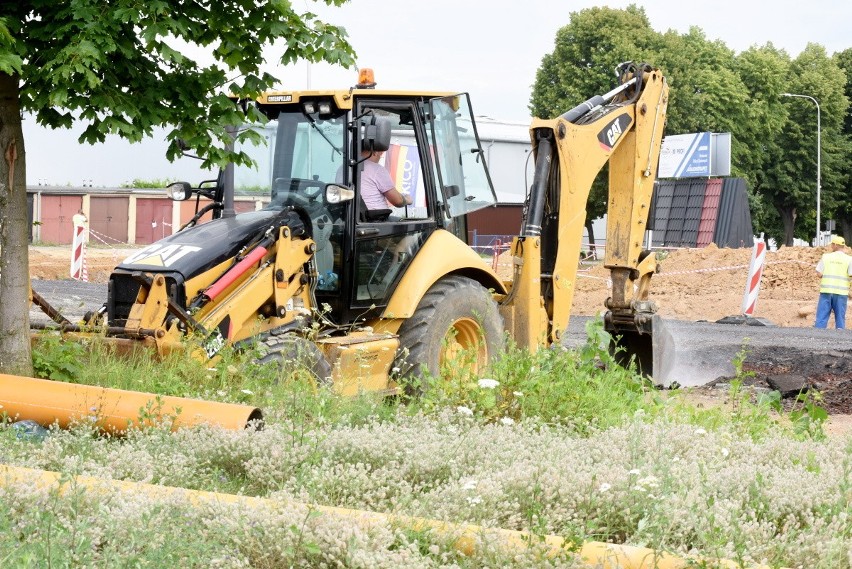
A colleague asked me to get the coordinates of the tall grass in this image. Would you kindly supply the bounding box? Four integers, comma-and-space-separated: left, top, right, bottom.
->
5, 324, 844, 567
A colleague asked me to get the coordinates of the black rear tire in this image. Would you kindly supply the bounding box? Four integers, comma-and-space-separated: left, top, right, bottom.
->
255, 333, 332, 386
394, 275, 504, 390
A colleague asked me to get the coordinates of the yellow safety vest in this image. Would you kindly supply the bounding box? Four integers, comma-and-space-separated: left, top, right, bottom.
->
819, 251, 851, 294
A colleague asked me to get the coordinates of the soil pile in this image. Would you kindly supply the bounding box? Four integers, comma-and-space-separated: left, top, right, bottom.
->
29, 246, 138, 285
496, 243, 825, 328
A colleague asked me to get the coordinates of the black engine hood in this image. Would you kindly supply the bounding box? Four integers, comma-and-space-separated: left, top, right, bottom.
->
115, 208, 296, 280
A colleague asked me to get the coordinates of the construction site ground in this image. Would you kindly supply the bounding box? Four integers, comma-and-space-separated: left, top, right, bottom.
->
28, 243, 852, 434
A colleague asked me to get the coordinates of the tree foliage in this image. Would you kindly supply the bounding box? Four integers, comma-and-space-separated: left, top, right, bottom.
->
529, 5, 658, 240
0, 0, 356, 375
530, 6, 850, 248
833, 48, 852, 240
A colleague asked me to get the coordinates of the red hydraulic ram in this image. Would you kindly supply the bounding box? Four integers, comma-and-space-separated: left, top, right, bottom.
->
203, 235, 274, 302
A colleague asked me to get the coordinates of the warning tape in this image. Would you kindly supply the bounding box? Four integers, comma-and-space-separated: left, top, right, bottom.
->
87, 228, 127, 246
490, 259, 816, 283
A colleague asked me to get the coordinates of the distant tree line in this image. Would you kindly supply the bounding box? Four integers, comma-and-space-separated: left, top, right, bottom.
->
529, 5, 851, 247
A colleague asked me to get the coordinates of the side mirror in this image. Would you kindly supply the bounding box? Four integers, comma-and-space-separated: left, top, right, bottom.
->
326, 183, 355, 204
166, 181, 193, 201
363, 117, 391, 152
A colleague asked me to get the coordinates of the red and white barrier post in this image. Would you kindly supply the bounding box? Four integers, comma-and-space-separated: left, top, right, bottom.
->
70, 211, 89, 282
741, 234, 766, 317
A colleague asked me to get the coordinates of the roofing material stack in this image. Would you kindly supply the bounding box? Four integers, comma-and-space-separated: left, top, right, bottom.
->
649, 177, 753, 249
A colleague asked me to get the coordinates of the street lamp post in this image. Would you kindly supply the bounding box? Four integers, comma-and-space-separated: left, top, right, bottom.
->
781, 93, 821, 245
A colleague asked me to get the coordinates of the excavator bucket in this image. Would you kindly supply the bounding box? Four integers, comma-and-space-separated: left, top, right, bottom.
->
609, 315, 736, 388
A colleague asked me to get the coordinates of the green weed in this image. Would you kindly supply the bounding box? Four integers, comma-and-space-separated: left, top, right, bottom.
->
31, 333, 86, 382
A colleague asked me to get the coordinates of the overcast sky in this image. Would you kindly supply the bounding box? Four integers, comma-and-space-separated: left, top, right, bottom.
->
24, 0, 850, 187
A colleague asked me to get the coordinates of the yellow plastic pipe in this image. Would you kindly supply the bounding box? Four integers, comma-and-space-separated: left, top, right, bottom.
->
0, 374, 262, 432
0, 465, 782, 569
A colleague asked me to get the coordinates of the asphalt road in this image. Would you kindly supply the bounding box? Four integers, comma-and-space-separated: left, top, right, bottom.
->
30, 280, 107, 327
29, 279, 852, 388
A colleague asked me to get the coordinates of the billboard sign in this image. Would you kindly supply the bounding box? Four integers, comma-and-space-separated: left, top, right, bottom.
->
658, 132, 710, 178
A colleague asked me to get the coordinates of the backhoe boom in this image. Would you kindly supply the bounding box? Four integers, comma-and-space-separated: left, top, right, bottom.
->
501, 63, 669, 366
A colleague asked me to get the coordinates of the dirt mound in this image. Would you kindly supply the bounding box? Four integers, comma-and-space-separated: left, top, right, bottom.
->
29, 246, 138, 284
496, 243, 824, 328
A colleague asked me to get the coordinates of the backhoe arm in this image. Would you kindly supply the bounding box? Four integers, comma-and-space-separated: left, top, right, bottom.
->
500, 63, 668, 351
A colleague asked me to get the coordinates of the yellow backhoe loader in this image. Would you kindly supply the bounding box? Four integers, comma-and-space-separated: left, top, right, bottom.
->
33, 62, 669, 394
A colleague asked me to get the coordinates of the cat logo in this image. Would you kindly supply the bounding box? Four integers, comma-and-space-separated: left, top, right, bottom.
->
596, 113, 633, 151
267, 94, 292, 103
122, 244, 202, 267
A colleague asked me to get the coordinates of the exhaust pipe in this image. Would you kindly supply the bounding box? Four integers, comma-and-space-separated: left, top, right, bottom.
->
0, 374, 263, 433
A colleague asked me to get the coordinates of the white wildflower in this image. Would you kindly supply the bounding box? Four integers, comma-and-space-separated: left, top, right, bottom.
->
462, 480, 478, 491
721, 447, 729, 457
456, 406, 474, 417
478, 378, 499, 389
513, 391, 523, 397
628, 469, 641, 476
467, 496, 482, 505
500, 417, 515, 426
240, 389, 254, 395
636, 475, 660, 490
598, 483, 611, 493
694, 428, 707, 435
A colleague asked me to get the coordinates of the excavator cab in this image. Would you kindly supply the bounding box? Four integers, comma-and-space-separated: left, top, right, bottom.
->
211, 90, 501, 327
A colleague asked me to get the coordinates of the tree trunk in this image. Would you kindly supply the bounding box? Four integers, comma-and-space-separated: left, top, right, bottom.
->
0, 72, 32, 376
840, 217, 852, 245
776, 205, 797, 247
585, 219, 597, 257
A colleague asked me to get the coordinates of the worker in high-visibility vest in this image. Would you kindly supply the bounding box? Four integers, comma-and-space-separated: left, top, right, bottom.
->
815, 234, 852, 329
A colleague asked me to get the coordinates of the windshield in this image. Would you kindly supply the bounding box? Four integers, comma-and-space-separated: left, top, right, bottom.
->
233, 109, 347, 203
232, 108, 348, 294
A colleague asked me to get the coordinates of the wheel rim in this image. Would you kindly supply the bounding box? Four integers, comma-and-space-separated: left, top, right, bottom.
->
440, 317, 487, 373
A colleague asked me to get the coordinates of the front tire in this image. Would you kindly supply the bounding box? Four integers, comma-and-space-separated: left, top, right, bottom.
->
255, 333, 332, 386
395, 275, 504, 387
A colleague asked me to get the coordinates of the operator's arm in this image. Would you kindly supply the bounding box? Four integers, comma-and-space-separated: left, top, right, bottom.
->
383, 188, 412, 207
373, 165, 412, 207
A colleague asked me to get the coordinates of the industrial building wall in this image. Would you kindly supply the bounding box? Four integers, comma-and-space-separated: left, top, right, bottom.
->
28, 188, 264, 245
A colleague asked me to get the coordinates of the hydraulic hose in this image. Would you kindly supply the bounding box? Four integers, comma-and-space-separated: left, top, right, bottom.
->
521, 133, 554, 238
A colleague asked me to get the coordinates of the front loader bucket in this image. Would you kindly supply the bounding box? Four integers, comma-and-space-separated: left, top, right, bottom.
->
609, 315, 736, 388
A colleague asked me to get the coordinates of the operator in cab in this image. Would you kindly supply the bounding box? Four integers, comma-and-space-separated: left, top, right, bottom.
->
359, 149, 412, 210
